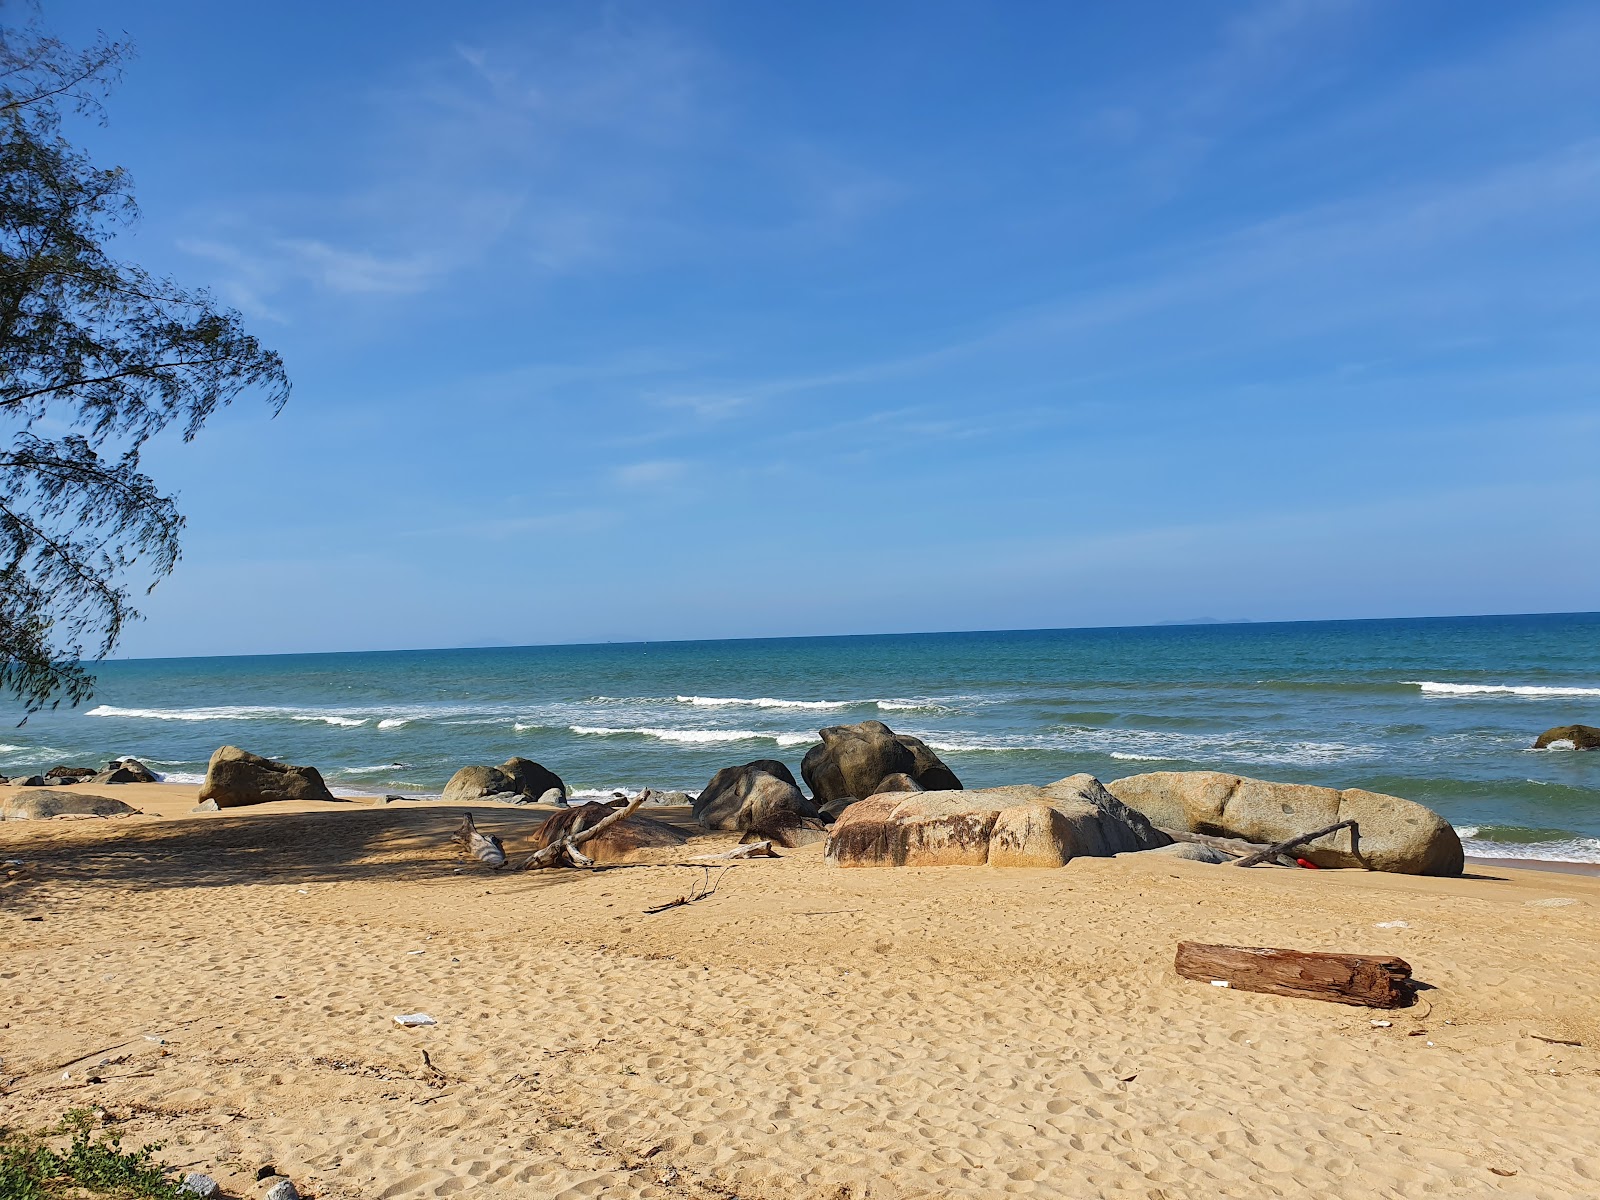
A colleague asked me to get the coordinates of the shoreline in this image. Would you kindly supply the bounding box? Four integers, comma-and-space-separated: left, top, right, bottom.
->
6, 780, 1599, 876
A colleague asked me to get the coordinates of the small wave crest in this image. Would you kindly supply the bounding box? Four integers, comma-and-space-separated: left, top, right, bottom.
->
570, 725, 817, 747
1407, 681, 1600, 698
676, 695, 847, 710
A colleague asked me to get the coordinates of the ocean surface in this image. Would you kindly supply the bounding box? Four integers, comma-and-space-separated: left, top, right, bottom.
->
3, 613, 1597, 862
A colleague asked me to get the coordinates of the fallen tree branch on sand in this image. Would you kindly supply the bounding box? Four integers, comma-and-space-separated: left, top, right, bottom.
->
1159, 828, 1284, 860
452, 814, 507, 869
1157, 820, 1363, 869
1230, 819, 1361, 868
521, 789, 651, 869
1175, 941, 1416, 1007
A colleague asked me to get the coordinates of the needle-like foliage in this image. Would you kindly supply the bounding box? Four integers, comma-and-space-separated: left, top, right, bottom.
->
0, 12, 289, 712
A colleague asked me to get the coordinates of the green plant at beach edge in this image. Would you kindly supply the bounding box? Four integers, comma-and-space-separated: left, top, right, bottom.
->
0, 1110, 181, 1200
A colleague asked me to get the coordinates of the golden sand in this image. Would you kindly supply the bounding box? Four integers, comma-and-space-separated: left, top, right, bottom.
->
3, 781, 1598, 1199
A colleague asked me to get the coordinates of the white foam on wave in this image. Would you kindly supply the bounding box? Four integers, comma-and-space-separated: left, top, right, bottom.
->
86, 704, 368, 727
377, 718, 408, 730
161, 771, 207, 785
917, 727, 1376, 766
876, 700, 945, 712
677, 695, 847, 710
570, 725, 817, 747
1407, 681, 1600, 698
1459, 831, 1600, 864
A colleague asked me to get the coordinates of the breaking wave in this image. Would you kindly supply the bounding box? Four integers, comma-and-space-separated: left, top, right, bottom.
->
676, 695, 847, 710
1407, 681, 1600, 698
1457, 825, 1600, 864
570, 725, 817, 747
87, 704, 369, 727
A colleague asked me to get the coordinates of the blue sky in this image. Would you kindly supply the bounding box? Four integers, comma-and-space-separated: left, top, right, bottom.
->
49, 0, 1600, 657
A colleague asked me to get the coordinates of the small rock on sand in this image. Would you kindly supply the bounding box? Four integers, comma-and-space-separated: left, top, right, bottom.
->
264, 1181, 300, 1200
180, 1172, 220, 1198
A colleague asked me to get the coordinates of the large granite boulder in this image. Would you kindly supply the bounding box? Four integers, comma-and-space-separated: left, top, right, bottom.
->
692, 759, 799, 827
2, 790, 141, 820
197, 746, 337, 808
441, 759, 567, 803
1106, 771, 1463, 876
529, 802, 691, 864
826, 775, 1170, 868
802, 720, 961, 804
1534, 725, 1600, 750
693, 760, 826, 846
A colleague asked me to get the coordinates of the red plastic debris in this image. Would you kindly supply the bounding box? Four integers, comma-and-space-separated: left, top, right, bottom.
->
1295, 857, 1320, 869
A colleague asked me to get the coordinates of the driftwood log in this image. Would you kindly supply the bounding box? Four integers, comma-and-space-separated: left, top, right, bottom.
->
452, 814, 507, 869
1230, 820, 1361, 868
1159, 828, 1295, 864
1175, 941, 1416, 1008
521, 789, 650, 869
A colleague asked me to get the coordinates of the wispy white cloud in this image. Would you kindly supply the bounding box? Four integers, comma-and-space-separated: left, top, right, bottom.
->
611, 459, 689, 488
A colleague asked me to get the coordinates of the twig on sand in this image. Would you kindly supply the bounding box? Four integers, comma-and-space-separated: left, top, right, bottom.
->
645, 864, 735, 914
1230, 820, 1361, 868
521, 790, 650, 870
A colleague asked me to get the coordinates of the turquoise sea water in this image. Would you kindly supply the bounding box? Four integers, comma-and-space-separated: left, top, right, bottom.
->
3, 613, 1597, 862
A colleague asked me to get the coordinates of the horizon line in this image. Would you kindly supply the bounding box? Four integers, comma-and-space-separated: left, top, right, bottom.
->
96, 608, 1600, 667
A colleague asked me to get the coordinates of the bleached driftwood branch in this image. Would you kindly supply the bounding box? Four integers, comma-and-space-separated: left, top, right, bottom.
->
1230, 820, 1360, 869
452, 813, 507, 869
689, 841, 778, 861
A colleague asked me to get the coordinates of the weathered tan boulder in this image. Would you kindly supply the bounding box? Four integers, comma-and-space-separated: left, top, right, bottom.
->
2, 790, 140, 820
693, 761, 826, 846
197, 746, 336, 808
530, 802, 691, 864
1105, 771, 1463, 876
802, 720, 961, 803
692, 760, 799, 828
1534, 725, 1600, 750
825, 775, 1169, 868
441, 758, 566, 803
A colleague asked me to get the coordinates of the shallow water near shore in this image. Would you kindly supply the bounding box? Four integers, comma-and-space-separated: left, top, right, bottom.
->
4, 611, 1597, 861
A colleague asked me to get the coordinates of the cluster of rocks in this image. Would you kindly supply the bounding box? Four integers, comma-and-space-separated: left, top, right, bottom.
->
674, 719, 1464, 877
441, 758, 566, 805
12, 713, 1472, 877
3, 758, 159, 788
686, 720, 967, 847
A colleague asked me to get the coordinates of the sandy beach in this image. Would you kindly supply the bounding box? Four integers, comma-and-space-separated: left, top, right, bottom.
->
3, 781, 1599, 1200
